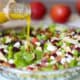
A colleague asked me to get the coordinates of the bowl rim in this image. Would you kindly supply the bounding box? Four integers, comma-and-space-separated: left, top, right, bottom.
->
0, 65, 80, 75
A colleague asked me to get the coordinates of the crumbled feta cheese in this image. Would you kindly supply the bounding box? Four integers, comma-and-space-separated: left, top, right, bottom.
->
63, 37, 78, 44
62, 43, 71, 52
4, 49, 8, 53
61, 58, 66, 64
65, 53, 74, 63
71, 32, 75, 35
36, 47, 42, 51
8, 59, 14, 64
66, 57, 74, 63
56, 51, 62, 56
65, 47, 71, 52
35, 42, 41, 46
74, 35, 79, 39
32, 31, 36, 35
50, 56, 55, 60
62, 43, 66, 48
75, 45, 78, 48
51, 37, 59, 42
5, 36, 12, 43
14, 42, 20, 48
45, 62, 49, 66
50, 60, 56, 65
78, 44, 80, 47
0, 52, 7, 62
66, 54, 73, 59
22, 40, 28, 48
74, 35, 78, 38
47, 43, 57, 51
0, 45, 8, 49
29, 64, 35, 68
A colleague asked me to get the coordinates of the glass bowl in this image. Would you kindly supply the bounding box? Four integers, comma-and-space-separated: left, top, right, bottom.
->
0, 65, 80, 80
0, 23, 80, 80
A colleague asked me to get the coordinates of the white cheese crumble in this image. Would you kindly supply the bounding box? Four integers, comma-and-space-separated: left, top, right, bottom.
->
14, 42, 20, 48
0, 52, 7, 62
50, 60, 56, 65
45, 62, 49, 66
66, 57, 74, 63
62, 43, 71, 52
36, 47, 42, 51
35, 42, 41, 46
47, 43, 57, 51
61, 58, 66, 64
65, 54, 74, 63
22, 40, 28, 48
65, 47, 71, 52
5, 36, 12, 43
50, 56, 55, 60
51, 37, 59, 42
63, 37, 78, 44
56, 50, 62, 56
8, 59, 14, 64
4, 49, 8, 53
0, 45, 8, 49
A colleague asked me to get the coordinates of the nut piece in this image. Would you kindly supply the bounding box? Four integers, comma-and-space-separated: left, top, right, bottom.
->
53, 64, 58, 70
56, 56, 62, 62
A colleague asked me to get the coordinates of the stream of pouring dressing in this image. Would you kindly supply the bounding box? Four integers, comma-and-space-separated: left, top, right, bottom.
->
3, 0, 31, 49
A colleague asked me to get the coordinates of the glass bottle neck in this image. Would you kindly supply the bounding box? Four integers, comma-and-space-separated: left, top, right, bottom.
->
3, 0, 31, 19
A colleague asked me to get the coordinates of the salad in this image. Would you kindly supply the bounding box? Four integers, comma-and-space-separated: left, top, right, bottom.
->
0, 24, 80, 71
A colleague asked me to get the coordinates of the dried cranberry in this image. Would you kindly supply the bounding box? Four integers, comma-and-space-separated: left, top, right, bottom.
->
27, 66, 34, 71
0, 48, 7, 55
0, 60, 4, 63
0, 48, 3, 51
36, 64, 42, 67
67, 52, 73, 57
10, 64, 16, 68
51, 53, 57, 57
40, 40, 45, 44
41, 59, 47, 63
51, 40, 59, 43
76, 47, 80, 52
40, 40, 45, 48
78, 32, 80, 35
51, 40, 59, 47
78, 40, 80, 43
